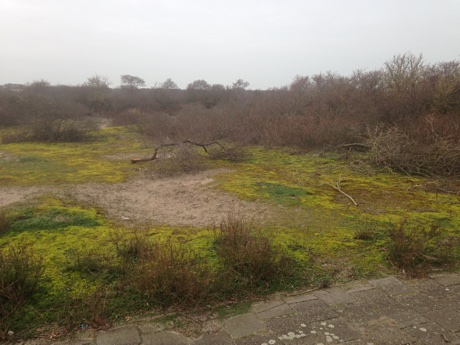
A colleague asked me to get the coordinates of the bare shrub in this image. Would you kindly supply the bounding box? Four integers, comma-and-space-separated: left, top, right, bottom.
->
31, 117, 96, 142
208, 144, 251, 162
151, 143, 208, 177
0, 245, 44, 337
140, 111, 176, 142
0, 128, 32, 144
366, 124, 460, 176
387, 220, 459, 275
215, 213, 296, 291
130, 239, 214, 307
114, 231, 154, 263
0, 211, 10, 234
111, 107, 146, 126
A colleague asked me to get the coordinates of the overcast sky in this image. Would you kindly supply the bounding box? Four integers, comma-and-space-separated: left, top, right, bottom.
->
1, 0, 459, 89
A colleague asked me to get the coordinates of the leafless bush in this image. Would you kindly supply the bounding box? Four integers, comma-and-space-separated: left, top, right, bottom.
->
387, 220, 459, 276
130, 239, 214, 307
31, 117, 96, 142
365, 124, 460, 176
0, 128, 31, 144
215, 213, 296, 291
208, 144, 251, 162
140, 111, 176, 142
0, 211, 10, 234
111, 107, 146, 126
150, 143, 208, 177
0, 245, 44, 337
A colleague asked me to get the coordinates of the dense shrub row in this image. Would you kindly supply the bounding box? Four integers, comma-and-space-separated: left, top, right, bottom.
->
1, 53, 459, 174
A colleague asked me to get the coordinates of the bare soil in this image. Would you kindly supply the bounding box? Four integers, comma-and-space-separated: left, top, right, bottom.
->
0, 169, 274, 227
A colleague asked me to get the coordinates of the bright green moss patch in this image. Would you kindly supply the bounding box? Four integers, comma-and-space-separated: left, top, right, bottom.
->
8, 207, 99, 234
256, 182, 313, 207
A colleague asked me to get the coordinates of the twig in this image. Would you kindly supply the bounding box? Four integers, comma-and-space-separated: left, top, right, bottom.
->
324, 176, 358, 206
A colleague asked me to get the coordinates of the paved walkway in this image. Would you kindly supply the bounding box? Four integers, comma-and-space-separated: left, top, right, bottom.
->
38, 273, 460, 345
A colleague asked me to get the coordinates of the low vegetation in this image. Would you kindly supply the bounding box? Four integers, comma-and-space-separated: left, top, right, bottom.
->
0, 53, 459, 340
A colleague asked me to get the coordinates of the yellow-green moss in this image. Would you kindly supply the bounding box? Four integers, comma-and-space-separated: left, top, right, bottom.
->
0, 127, 152, 185
1, 137, 459, 334
213, 147, 460, 277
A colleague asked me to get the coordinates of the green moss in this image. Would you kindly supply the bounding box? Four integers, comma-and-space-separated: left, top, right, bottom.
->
1, 136, 459, 337
0, 127, 152, 185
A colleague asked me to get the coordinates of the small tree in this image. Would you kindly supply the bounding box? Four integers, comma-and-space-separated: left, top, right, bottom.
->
80, 75, 112, 112
186, 80, 212, 106
161, 78, 179, 90
187, 79, 211, 90
120, 75, 146, 89
232, 79, 250, 90
83, 75, 111, 88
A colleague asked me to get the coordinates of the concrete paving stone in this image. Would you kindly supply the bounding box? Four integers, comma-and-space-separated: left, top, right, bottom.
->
277, 330, 322, 345
350, 287, 405, 313
423, 307, 460, 332
395, 292, 456, 314
252, 300, 285, 314
411, 278, 455, 299
289, 299, 339, 323
336, 304, 382, 326
283, 293, 317, 305
265, 314, 311, 335
52, 341, 94, 345
307, 318, 361, 343
357, 317, 416, 345
256, 303, 294, 320
233, 333, 277, 345
193, 332, 235, 345
340, 280, 374, 294
137, 323, 165, 335
141, 330, 191, 345
313, 287, 357, 307
403, 321, 460, 345
368, 276, 414, 296
200, 319, 223, 333
429, 273, 460, 287
96, 326, 140, 345
382, 308, 429, 328
224, 313, 267, 339
260, 323, 321, 345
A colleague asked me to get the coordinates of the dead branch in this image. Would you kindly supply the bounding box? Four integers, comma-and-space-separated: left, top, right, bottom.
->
130, 140, 226, 164
324, 177, 358, 206
337, 143, 370, 151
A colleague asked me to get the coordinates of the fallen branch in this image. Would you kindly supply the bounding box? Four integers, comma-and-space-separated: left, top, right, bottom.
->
323, 177, 358, 206
337, 143, 370, 151
130, 140, 226, 164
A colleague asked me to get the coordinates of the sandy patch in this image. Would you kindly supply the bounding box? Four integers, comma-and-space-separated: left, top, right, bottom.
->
0, 170, 273, 227
0, 186, 47, 208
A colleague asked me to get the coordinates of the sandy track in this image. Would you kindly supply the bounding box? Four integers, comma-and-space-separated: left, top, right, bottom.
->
0, 170, 273, 227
